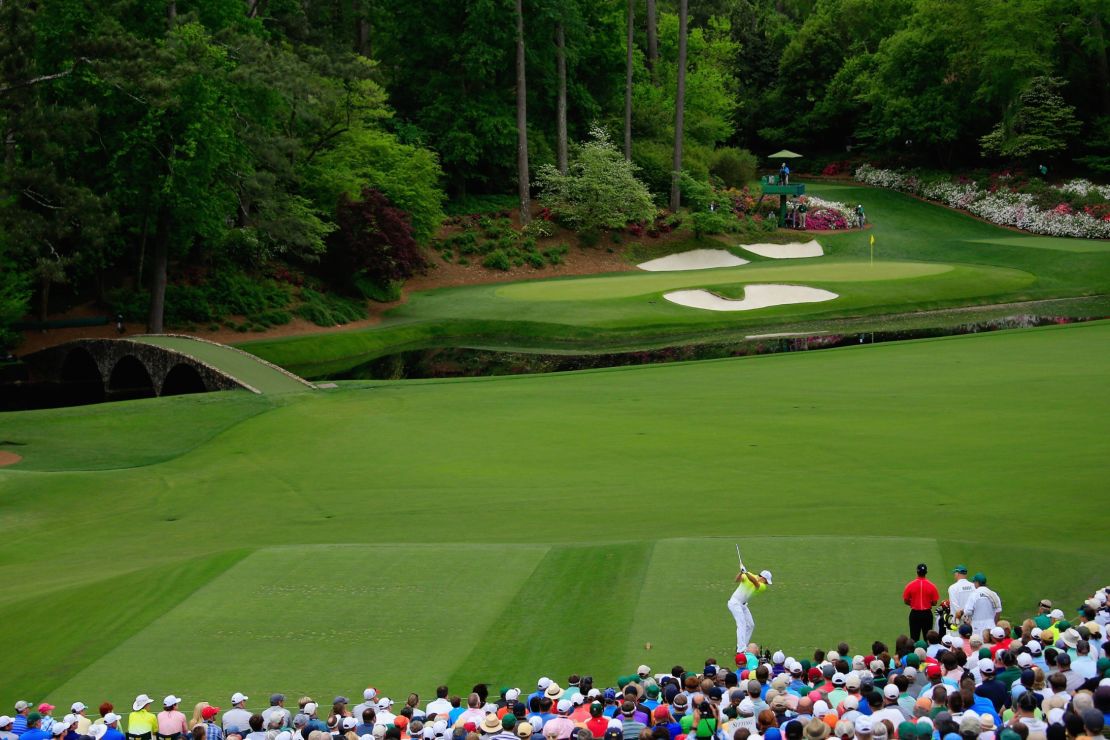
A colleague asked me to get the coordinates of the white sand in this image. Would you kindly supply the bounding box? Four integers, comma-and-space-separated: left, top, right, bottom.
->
738, 239, 824, 259
637, 249, 749, 271
663, 284, 839, 312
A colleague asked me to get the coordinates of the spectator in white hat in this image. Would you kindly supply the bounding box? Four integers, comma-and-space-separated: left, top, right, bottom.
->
223, 697, 250, 734
1, 716, 17, 740
351, 692, 377, 726
101, 713, 124, 740
869, 685, 906, 729
373, 700, 395, 728
65, 706, 89, 737
129, 697, 159, 740
12, 702, 31, 737
157, 698, 188, 740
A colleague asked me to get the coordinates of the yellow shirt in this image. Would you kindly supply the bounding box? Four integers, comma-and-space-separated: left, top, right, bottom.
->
128, 710, 159, 736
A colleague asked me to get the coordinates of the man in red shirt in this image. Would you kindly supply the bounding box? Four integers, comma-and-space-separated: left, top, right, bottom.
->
903, 563, 939, 642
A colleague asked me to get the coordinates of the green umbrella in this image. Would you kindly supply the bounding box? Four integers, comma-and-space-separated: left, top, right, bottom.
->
768, 149, 803, 159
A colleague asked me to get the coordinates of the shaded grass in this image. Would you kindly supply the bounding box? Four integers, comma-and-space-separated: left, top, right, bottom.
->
0, 549, 249, 700
0, 391, 274, 471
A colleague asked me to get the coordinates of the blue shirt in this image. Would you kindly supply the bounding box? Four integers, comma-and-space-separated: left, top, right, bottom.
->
20, 730, 51, 740
201, 723, 223, 740
11, 718, 27, 737
104, 729, 126, 740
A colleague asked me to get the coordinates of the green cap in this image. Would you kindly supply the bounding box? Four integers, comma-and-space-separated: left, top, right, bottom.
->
952, 565, 968, 574
897, 722, 917, 739
999, 731, 1021, 740
617, 676, 632, 688
914, 640, 927, 649
1096, 657, 1110, 675
973, 572, 987, 584
501, 715, 517, 730
1057, 620, 1071, 630
27, 714, 41, 726
915, 724, 932, 739
906, 654, 921, 667
646, 684, 660, 697
979, 647, 991, 659
1034, 614, 1051, 629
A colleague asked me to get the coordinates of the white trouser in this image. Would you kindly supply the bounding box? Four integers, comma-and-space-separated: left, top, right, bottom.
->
971, 621, 994, 639
728, 591, 755, 650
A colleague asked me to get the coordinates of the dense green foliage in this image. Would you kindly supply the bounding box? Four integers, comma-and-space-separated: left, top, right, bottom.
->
1, 0, 1107, 347
535, 126, 656, 231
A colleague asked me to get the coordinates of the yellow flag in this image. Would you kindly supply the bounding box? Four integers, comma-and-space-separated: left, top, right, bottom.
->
869, 234, 875, 246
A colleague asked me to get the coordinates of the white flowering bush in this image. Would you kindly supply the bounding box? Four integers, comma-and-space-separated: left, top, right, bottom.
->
854, 164, 1110, 239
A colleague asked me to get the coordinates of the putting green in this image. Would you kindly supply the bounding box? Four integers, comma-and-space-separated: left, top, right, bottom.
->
494, 261, 951, 302
3, 323, 1108, 702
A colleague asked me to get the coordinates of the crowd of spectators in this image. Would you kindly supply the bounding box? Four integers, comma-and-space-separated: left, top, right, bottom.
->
4, 588, 1108, 740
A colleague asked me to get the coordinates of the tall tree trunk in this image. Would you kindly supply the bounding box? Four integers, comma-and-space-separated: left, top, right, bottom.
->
354, 0, 371, 56
669, 0, 687, 211
556, 21, 568, 175
38, 276, 50, 322
167, 0, 176, 27
147, 209, 170, 334
1092, 11, 1110, 116
624, 0, 634, 161
515, 0, 531, 224
646, 0, 658, 82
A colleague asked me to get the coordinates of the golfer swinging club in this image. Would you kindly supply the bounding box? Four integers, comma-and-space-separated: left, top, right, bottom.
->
727, 546, 773, 652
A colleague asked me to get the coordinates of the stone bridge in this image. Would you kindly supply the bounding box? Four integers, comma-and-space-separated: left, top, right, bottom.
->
18, 335, 313, 405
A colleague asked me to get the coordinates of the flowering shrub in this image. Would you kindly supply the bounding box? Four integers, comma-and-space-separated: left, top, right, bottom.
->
854, 164, 1110, 239
799, 195, 853, 230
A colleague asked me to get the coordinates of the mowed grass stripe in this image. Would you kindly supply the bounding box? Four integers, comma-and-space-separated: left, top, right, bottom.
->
7, 549, 249, 701
448, 542, 653, 690
48, 544, 548, 704
625, 537, 944, 666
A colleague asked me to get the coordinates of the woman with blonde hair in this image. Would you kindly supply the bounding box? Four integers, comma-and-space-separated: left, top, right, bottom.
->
190, 706, 211, 731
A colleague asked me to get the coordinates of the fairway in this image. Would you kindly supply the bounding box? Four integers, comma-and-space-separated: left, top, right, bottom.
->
3, 322, 1109, 704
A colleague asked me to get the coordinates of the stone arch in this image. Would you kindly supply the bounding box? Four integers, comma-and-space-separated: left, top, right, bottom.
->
58, 346, 105, 406
161, 363, 207, 396
107, 355, 156, 401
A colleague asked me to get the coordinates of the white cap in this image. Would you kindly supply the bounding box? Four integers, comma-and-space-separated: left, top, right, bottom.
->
570, 694, 585, 707
1017, 653, 1033, 668
432, 721, 448, 736
104, 714, 121, 726
0, 717, 12, 729
760, 570, 773, 584
978, 658, 995, 674
739, 699, 755, 716
88, 726, 107, 740
1047, 708, 1065, 726
845, 674, 861, 690
537, 678, 552, 690
342, 718, 358, 730
372, 725, 387, 739
506, 689, 521, 702
637, 665, 650, 675
827, 651, 840, 662
231, 693, 248, 705
586, 690, 600, 700
843, 697, 858, 711
940, 635, 953, 646
855, 718, 872, 734
1028, 640, 1042, 654
990, 626, 1004, 639
164, 696, 181, 708
133, 696, 153, 712
556, 700, 572, 714
364, 689, 377, 702
51, 724, 68, 736
772, 650, 785, 664
831, 672, 846, 686
1050, 609, 1064, 619
304, 703, 318, 716
70, 704, 87, 714
813, 701, 830, 718
529, 717, 544, 732
375, 698, 393, 710
951, 637, 964, 649
903, 666, 917, 679
883, 684, 899, 700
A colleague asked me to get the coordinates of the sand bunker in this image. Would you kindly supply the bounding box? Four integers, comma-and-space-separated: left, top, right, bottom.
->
637, 249, 749, 271
739, 240, 824, 259
0, 451, 22, 467
663, 284, 839, 312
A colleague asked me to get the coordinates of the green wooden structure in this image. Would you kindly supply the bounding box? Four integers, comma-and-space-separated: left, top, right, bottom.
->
757, 175, 806, 227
